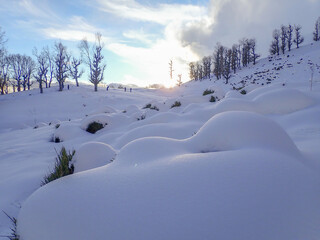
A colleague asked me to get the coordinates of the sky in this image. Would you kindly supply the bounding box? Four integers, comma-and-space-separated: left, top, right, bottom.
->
0, 0, 319, 87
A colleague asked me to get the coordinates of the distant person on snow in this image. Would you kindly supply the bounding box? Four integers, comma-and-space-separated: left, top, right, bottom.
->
106, 86, 109, 91
130, 88, 132, 92
124, 87, 126, 92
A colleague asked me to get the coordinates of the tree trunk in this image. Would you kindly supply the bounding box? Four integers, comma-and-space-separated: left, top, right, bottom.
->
94, 84, 98, 92
39, 82, 43, 94
76, 79, 79, 87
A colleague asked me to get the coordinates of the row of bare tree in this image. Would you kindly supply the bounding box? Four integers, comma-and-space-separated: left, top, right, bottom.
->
0, 29, 107, 95
189, 38, 259, 84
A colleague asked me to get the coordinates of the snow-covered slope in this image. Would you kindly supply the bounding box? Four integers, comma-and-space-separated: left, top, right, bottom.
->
0, 42, 320, 239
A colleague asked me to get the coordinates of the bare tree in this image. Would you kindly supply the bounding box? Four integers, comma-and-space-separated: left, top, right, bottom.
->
189, 62, 196, 81
213, 43, 224, 80
249, 38, 260, 65
22, 55, 35, 91
270, 29, 280, 55
287, 24, 293, 51
44, 46, 54, 88
231, 45, 238, 73
223, 48, 232, 84
80, 33, 107, 92
280, 25, 287, 54
177, 74, 182, 87
33, 48, 48, 94
293, 25, 304, 48
0, 50, 9, 94
54, 42, 70, 91
168, 59, 174, 81
68, 56, 84, 87
8, 54, 24, 92
313, 17, 320, 41
202, 56, 212, 79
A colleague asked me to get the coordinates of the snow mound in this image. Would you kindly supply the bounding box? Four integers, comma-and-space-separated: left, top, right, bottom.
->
73, 142, 116, 173
190, 111, 299, 155
80, 114, 109, 130
254, 88, 314, 114
54, 122, 86, 142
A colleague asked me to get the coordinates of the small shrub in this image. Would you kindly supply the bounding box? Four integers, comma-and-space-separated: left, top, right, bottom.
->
3, 211, 19, 240
55, 123, 60, 129
54, 137, 61, 143
143, 103, 152, 109
42, 147, 75, 185
137, 114, 146, 121
86, 121, 104, 134
171, 101, 181, 108
240, 89, 247, 95
203, 89, 214, 96
209, 96, 216, 102
150, 106, 159, 111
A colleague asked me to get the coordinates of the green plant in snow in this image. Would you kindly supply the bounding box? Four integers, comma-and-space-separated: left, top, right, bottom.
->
240, 89, 247, 95
2, 211, 19, 240
42, 147, 75, 185
171, 101, 181, 108
209, 96, 216, 102
203, 89, 215, 96
86, 121, 104, 134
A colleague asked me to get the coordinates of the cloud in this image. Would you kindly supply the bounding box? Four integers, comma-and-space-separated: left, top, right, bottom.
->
178, 0, 320, 57
96, 0, 206, 25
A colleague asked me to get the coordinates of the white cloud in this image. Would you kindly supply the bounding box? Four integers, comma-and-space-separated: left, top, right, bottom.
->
96, 0, 206, 25
178, 0, 320, 57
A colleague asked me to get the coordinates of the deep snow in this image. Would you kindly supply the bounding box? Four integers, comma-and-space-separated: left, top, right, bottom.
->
0, 42, 320, 240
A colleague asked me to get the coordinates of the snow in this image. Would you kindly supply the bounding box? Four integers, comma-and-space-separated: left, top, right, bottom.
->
73, 142, 116, 173
0, 42, 320, 239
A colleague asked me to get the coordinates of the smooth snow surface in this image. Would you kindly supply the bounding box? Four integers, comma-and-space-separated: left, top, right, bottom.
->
0, 43, 320, 240
73, 142, 116, 173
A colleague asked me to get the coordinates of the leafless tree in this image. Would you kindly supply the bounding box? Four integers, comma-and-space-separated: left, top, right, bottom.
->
287, 24, 293, 51
33, 48, 48, 94
54, 42, 70, 91
69, 56, 84, 87
280, 25, 287, 54
223, 48, 232, 84
177, 74, 182, 87
313, 17, 320, 41
249, 38, 260, 65
189, 62, 196, 81
169, 59, 174, 81
0, 50, 9, 94
293, 25, 304, 48
80, 33, 107, 92
22, 55, 35, 91
270, 29, 280, 55
44, 46, 54, 88
8, 54, 24, 92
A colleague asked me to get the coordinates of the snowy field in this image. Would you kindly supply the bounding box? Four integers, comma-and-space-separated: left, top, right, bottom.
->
1, 42, 320, 240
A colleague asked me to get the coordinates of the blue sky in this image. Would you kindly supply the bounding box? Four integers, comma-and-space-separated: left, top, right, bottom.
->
0, 0, 319, 87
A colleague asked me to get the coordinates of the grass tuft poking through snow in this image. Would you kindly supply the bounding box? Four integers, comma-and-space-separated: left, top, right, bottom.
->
42, 147, 75, 186
86, 122, 104, 134
203, 89, 215, 96
209, 96, 216, 102
171, 101, 181, 108
240, 89, 247, 95
2, 211, 19, 240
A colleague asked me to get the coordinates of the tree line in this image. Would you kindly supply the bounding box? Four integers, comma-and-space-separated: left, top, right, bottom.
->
0, 30, 107, 95
189, 17, 320, 83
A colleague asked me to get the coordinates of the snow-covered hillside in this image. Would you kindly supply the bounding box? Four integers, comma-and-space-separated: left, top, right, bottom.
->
0, 42, 320, 240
